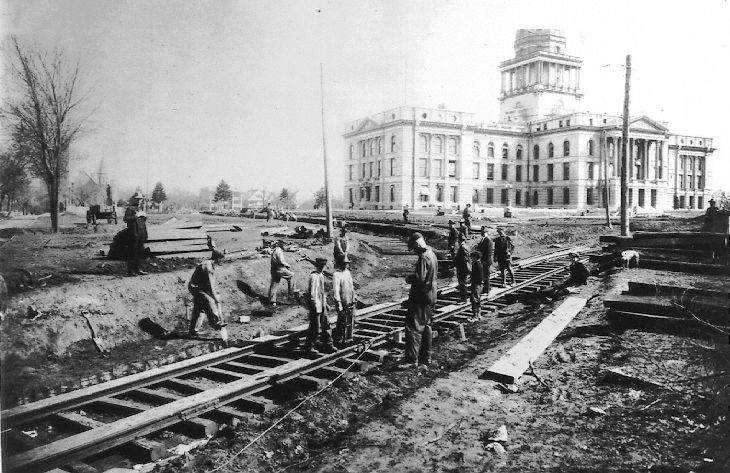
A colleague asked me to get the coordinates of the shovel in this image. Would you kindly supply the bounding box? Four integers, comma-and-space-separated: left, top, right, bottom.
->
81, 311, 109, 353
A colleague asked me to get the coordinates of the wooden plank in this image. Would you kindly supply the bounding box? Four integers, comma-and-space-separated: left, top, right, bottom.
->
606, 310, 727, 337
627, 281, 728, 300
638, 258, 730, 275
599, 235, 728, 250
481, 297, 588, 384
158, 379, 271, 415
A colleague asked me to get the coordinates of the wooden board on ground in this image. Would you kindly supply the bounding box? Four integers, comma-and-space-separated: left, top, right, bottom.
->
627, 281, 728, 300
481, 296, 588, 384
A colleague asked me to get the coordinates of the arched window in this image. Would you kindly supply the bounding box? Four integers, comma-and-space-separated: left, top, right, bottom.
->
349, 144, 354, 159
563, 140, 570, 157
370, 139, 376, 156
390, 135, 396, 152
533, 144, 540, 160
588, 139, 594, 156
548, 142, 554, 158
448, 137, 458, 154
502, 143, 509, 159
516, 144, 523, 160
487, 142, 495, 158
435, 137, 443, 154
473, 141, 480, 157
420, 135, 429, 153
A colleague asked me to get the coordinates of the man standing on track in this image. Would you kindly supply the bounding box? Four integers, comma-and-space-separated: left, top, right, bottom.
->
269, 241, 294, 308
187, 249, 229, 346
476, 226, 494, 295
462, 203, 472, 237
454, 232, 471, 303
401, 232, 438, 369
447, 219, 458, 259
333, 257, 356, 347
493, 228, 515, 287
470, 250, 484, 321
304, 257, 334, 354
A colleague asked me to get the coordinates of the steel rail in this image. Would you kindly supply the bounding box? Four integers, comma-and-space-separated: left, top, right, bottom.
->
3, 246, 593, 473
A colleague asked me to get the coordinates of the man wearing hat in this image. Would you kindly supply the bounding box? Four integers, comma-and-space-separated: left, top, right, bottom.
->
304, 257, 334, 353
269, 241, 295, 308
462, 203, 473, 237
493, 228, 515, 287
476, 226, 494, 295
403, 232, 438, 368
333, 225, 349, 268
454, 232, 471, 303
566, 252, 589, 287
333, 257, 356, 347
187, 249, 229, 346
123, 191, 148, 276
447, 220, 458, 259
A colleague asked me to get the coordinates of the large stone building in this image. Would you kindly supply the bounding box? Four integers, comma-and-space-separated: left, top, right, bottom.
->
343, 29, 714, 211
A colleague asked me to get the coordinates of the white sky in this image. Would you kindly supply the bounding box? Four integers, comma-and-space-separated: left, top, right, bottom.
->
2, 0, 729, 198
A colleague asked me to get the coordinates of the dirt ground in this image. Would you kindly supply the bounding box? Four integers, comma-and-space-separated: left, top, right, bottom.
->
1, 210, 727, 472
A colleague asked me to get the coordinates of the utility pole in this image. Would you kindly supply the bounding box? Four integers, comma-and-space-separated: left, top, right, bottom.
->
320, 63, 333, 238
620, 54, 631, 236
602, 130, 612, 228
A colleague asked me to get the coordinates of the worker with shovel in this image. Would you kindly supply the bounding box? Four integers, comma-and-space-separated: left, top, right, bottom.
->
187, 250, 229, 347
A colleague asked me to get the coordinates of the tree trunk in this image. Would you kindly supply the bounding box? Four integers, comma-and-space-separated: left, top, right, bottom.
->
48, 179, 59, 233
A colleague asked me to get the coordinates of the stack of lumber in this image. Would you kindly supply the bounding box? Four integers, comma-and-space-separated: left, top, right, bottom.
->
604, 281, 729, 337
593, 232, 730, 274
146, 226, 210, 259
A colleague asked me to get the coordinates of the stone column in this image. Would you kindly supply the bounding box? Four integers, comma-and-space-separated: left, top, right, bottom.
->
643, 139, 649, 180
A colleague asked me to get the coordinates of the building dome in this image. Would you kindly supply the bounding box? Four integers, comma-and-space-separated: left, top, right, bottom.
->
514, 29, 566, 57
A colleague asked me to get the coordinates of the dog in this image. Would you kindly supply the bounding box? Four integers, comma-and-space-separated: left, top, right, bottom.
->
620, 250, 640, 269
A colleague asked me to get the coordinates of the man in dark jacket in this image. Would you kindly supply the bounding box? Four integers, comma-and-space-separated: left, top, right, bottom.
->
402, 232, 438, 368
493, 228, 515, 287
470, 251, 484, 320
188, 250, 228, 346
124, 192, 148, 276
462, 203, 472, 237
476, 226, 494, 295
454, 233, 471, 302
447, 220, 458, 259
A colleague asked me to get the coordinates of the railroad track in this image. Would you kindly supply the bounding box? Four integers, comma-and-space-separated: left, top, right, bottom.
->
1, 246, 594, 473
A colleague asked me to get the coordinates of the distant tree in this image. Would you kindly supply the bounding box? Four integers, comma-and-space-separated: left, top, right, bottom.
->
0, 150, 29, 212
151, 181, 167, 209
313, 187, 326, 210
279, 187, 299, 209
213, 180, 232, 203
714, 191, 730, 211
2, 37, 93, 232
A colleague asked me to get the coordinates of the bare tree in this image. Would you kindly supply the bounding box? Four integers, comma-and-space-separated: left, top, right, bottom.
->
2, 37, 92, 232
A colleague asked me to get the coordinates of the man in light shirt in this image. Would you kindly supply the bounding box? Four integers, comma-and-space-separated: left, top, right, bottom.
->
304, 257, 334, 353
333, 257, 356, 347
269, 241, 294, 308
187, 250, 229, 346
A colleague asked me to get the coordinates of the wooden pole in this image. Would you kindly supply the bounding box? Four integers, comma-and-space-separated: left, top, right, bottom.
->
620, 54, 631, 236
320, 64, 333, 238
602, 130, 612, 228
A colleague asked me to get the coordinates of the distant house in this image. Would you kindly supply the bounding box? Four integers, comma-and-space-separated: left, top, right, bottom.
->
247, 189, 265, 209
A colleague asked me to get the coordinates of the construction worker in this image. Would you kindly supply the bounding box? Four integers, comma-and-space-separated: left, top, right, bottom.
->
333, 225, 349, 267
333, 257, 356, 347
458, 220, 469, 239
402, 232, 438, 368
304, 257, 334, 353
187, 249, 229, 346
269, 241, 294, 308
462, 203, 472, 237
403, 206, 410, 224
454, 232, 471, 303
566, 252, 589, 286
470, 250, 484, 321
494, 228, 515, 287
124, 191, 148, 276
447, 220, 458, 259
476, 226, 494, 295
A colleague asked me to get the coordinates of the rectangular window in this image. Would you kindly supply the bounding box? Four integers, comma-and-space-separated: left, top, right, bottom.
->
366, 187, 371, 201
369, 162, 373, 178
375, 186, 380, 202
360, 188, 364, 199
689, 175, 694, 189
658, 164, 663, 180
698, 176, 704, 189
566, 119, 570, 127
650, 189, 657, 208
349, 188, 354, 204
679, 195, 685, 208
487, 163, 494, 180
559, 120, 563, 128
532, 190, 539, 205
486, 188, 494, 204
448, 160, 457, 178
515, 165, 522, 182
515, 189, 522, 206
698, 196, 703, 209
689, 195, 695, 208
450, 186, 458, 203
472, 162, 480, 179
390, 185, 395, 202
377, 161, 382, 177
390, 158, 395, 176
500, 188, 507, 204
586, 188, 594, 205
547, 188, 554, 205
629, 188, 633, 205
435, 159, 443, 177
436, 185, 443, 202
472, 189, 479, 204
501, 164, 508, 180
680, 175, 686, 189
680, 156, 686, 170
348, 165, 353, 181
563, 187, 570, 205
533, 164, 539, 181
419, 158, 428, 177
587, 164, 594, 180
638, 188, 645, 207
362, 163, 366, 178
563, 163, 570, 180
547, 164, 554, 181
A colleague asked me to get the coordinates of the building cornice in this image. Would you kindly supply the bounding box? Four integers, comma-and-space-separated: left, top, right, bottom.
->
668, 145, 715, 153
499, 87, 584, 101
342, 119, 415, 138
500, 51, 582, 69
